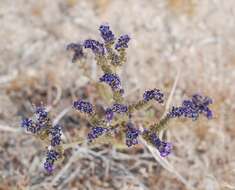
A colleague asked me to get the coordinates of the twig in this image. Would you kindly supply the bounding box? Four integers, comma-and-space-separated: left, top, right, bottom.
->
62, 140, 84, 149
52, 107, 72, 126
52, 84, 62, 106
58, 166, 81, 190
159, 66, 181, 138
0, 124, 20, 133
49, 148, 82, 187
162, 66, 181, 119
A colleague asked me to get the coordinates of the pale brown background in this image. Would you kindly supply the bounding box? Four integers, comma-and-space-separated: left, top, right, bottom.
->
0, 0, 235, 189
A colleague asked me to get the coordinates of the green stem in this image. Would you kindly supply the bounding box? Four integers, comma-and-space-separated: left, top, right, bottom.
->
149, 115, 170, 134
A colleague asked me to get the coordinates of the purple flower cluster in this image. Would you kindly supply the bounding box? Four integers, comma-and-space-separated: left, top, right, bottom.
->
49, 124, 62, 147
125, 122, 140, 147
168, 94, 213, 120
67, 24, 130, 63
115, 35, 130, 50
149, 132, 172, 157
105, 103, 128, 122
21, 118, 33, 128
87, 126, 109, 142
112, 103, 128, 113
35, 106, 48, 119
83, 39, 105, 55
43, 149, 60, 173
66, 43, 84, 63
21, 106, 49, 134
99, 24, 115, 43
73, 99, 93, 114
21, 118, 37, 133
143, 89, 164, 103
100, 73, 122, 91
43, 125, 62, 173
105, 108, 114, 121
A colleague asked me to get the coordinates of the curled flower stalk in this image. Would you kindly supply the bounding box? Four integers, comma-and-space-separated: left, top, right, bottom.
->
167, 94, 213, 120
143, 89, 164, 103
73, 99, 94, 115
99, 73, 122, 92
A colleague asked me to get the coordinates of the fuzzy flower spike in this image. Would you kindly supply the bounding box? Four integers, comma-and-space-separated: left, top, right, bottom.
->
99, 73, 123, 92
168, 94, 213, 120
148, 131, 172, 157
125, 122, 141, 147
87, 126, 110, 142
115, 34, 130, 50
83, 39, 105, 56
44, 149, 61, 173
21, 106, 50, 134
143, 88, 164, 103
73, 99, 94, 114
99, 24, 115, 43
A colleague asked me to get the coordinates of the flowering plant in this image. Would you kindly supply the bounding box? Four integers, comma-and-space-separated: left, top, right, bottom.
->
21, 24, 213, 173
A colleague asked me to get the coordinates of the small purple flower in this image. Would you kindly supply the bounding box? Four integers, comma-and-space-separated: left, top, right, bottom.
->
35, 106, 48, 120
43, 149, 60, 173
21, 118, 43, 134
143, 89, 164, 103
100, 73, 121, 91
83, 39, 105, 55
46, 149, 60, 160
105, 104, 128, 122
73, 99, 93, 114
50, 124, 62, 147
149, 132, 161, 147
99, 24, 115, 43
105, 108, 114, 122
205, 108, 213, 119
115, 35, 130, 50
168, 94, 213, 120
158, 142, 173, 157
21, 106, 50, 134
112, 103, 128, 113
87, 126, 109, 142
191, 94, 213, 119
167, 106, 185, 118
21, 118, 33, 129
150, 133, 172, 157
66, 43, 84, 62
125, 122, 140, 147
44, 161, 53, 173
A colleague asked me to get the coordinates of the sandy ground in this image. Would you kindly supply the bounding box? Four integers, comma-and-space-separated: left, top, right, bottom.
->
0, 0, 235, 189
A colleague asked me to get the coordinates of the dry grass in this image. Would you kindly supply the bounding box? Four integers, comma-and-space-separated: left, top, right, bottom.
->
168, 0, 196, 16
0, 0, 235, 189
